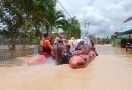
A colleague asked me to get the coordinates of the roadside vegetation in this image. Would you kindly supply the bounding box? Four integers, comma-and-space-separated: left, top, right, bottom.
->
0, 0, 81, 50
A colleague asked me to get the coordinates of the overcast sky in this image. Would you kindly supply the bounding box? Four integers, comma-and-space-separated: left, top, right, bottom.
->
57, 0, 132, 37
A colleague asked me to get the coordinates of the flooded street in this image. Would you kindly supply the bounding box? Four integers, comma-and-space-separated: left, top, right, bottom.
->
0, 45, 132, 90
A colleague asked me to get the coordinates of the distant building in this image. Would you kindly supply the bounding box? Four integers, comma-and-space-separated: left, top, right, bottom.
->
115, 27, 132, 48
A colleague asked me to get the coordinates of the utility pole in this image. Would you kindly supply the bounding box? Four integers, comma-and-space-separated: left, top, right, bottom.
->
85, 22, 90, 37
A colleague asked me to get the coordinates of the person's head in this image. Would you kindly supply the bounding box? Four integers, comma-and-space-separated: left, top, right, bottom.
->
79, 41, 85, 46
91, 42, 94, 46
75, 41, 84, 50
43, 33, 49, 38
58, 33, 63, 38
65, 44, 71, 51
90, 40, 94, 45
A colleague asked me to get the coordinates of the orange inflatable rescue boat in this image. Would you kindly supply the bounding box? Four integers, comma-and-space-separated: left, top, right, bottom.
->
68, 37, 97, 68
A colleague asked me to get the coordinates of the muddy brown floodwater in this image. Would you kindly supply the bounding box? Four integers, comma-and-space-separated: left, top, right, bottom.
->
0, 45, 132, 90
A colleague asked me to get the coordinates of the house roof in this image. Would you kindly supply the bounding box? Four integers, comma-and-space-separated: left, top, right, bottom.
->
118, 27, 132, 34
118, 34, 132, 39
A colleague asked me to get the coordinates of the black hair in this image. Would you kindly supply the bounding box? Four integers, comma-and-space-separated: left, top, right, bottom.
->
90, 40, 94, 46
43, 33, 48, 37
66, 44, 71, 49
79, 41, 84, 45
75, 41, 84, 50
91, 42, 94, 46
58, 40, 63, 43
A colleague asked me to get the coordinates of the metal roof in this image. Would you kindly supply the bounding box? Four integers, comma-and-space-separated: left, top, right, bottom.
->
116, 27, 132, 35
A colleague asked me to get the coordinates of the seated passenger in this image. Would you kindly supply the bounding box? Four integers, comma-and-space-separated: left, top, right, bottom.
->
91, 42, 98, 56
61, 44, 72, 64
75, 40, 85, 50
42, 33, 53, 57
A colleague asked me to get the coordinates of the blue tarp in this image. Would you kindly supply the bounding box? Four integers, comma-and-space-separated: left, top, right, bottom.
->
118, 27, 132, 33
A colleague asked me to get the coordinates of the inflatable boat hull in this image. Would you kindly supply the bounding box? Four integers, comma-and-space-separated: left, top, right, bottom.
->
69, 51, 96, 68
27, 54, 46, 65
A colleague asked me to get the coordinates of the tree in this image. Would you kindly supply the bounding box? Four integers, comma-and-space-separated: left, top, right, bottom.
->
0, 0, 24, 50
0, 0, 81, 50
61, 17, 81, 39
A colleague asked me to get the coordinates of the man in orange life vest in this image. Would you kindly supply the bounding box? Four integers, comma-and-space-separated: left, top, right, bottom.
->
39, 33, 53, 57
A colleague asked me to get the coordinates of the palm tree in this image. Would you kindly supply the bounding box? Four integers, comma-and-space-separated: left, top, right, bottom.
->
47, 10, 65, 33
38, 0, 65, 33
61, 17, 81, 39
0, 0, 81, 50
69, 17, 81, 38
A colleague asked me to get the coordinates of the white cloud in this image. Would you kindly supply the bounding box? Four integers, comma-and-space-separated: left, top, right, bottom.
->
57, 0, 132, 36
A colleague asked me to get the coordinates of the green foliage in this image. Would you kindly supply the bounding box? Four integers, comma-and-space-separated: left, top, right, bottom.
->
111, 39, 121, 46
0, 0, 81, 49
62, 17, 81, 39
110, 35, 121, 46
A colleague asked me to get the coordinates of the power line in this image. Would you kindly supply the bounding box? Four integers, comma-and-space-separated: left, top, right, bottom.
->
56, 0, 72, 18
